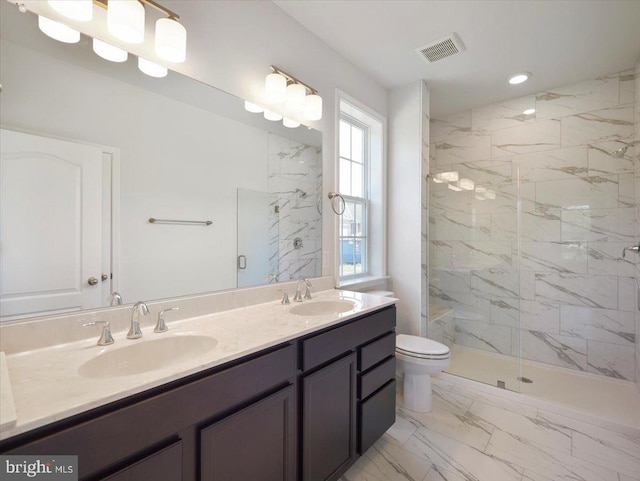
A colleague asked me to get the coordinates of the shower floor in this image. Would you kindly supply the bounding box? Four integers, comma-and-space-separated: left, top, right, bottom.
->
445, 344, 640, 430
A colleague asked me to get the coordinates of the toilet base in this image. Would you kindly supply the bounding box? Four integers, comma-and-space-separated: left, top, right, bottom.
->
400, 372, 433, 412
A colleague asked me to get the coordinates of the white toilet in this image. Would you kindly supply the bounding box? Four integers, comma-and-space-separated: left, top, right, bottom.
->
366, 290, 452, 413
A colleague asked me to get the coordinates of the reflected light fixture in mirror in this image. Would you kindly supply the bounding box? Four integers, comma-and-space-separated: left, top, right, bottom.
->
38, 15, 80, 43
264, 110, 283, 121
93, 38, 128, 62
283, 118, 301, 128
138, 57, 168, 78
107, 0, 145, 44
244, 101, 264, 113
48, 0, 93, 22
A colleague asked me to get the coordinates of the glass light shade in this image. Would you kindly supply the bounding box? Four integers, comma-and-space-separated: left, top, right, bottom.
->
285, 83, 306, 116
48, 0, 92, 21
138, 57, 168, 78
303, 94, 322, 121
264, 110, 283, 121
93, 38, 128, 62
38, 16, 80, 43
108, 0, 145, 44
459, 178, 475, 191
283, 118, 301, 128
155, 18, 187, 63
244, 101, 264, 113
265, 73, 287, 104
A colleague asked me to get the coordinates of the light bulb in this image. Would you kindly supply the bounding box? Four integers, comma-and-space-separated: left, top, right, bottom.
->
138, 57, 167, 78
108, 0, 145, 44
283, 118, 301, 128
93, 38, 128, 62
303, 94, 322, 121
48, 0, 92, 21
244, 101, 264, 113
38, 15, 80, 43
265, 73, 286, 104
285, 83, 306, 116
523, 108, 535, 115
508, 72, 530, 85
155, 18, 186, 63
264, 110, 283, 121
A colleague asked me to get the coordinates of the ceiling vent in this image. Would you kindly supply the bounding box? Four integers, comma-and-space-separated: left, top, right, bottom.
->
416, 33, 465, 63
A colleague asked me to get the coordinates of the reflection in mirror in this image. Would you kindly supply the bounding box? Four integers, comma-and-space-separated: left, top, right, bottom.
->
0, 4, 322, 321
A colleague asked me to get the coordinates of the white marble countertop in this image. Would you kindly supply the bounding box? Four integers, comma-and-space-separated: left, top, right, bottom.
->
0, 289, 396, 441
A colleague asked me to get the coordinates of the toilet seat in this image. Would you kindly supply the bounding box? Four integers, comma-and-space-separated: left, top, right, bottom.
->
396, 334, 450, 358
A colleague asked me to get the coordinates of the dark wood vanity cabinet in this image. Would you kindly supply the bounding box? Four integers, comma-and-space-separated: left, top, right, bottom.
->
0, 305, 396, 481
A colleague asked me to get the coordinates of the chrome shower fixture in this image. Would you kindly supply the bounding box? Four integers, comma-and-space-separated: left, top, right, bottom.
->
611, 140, 640, 158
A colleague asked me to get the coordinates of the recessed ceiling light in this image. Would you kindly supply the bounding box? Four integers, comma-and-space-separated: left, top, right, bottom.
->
508, 72, 530, 85
523, 108, 536, 115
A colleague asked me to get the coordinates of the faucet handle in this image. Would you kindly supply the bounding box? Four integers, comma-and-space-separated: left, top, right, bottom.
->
293, 281, 303, 302
304, 278, 312, 300
83, 321, 114, 346
279, 289, 290, 305
154, 307, 179, 333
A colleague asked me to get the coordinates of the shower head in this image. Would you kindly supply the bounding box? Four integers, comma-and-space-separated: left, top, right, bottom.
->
611, 140, 640, 158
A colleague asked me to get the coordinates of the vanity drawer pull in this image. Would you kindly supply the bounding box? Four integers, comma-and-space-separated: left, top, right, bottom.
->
359, 356, 395, 400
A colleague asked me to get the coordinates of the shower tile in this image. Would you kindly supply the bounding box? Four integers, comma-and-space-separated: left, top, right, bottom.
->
485, 429, 618, 481
430, 211, 491, 241
618, 276, 636, 312
619, 70, 635, 105
455, 319, 512, 354
455, 159, 514, 186
560, 207, 636, 242
431, 184, 470, 214
587, 241, 636, 276
405, 427, 523, 481
467, 400, 571, 453
535, 273, 618, 309
452, 240, 512, 270
588, 139, 635, 175
587, 340, 636, 380
514, 146, 588, 183
471, 269, 520, 299
433, 288, 491, 322
471, 182, 535, 214
491, 209, 561, 241
431, 110, 472, 141
560, 305, 635, 347
520, 300, 560, 334
520, 241, 588, 274
520, 330, 587, 371
535, 76, 620, 120
430, 268, 471, 293
535, 175, 619, 210
471, 95, 536, 133
434, 133, 491, 165
561, 104, 634, 147
520, 270, 536, 301
430, 241, 454, 268
619, 173, 635, 208
491, 120, 561, 157
489, 296, 520, 328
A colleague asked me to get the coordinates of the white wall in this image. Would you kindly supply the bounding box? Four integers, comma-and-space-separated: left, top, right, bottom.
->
17, 0, 389, 280
388, 82, 423, 335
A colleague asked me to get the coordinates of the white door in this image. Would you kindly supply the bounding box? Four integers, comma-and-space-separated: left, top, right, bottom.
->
237, 189, 279, 288
0, 129, 104, 319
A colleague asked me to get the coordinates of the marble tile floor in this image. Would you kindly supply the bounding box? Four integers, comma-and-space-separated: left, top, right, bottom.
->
446, 344, 640, 429
339, 378, 640, 481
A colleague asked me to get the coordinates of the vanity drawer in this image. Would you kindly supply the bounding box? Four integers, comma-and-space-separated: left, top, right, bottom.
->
102, 440, 183, 481
302, 306, 396, 371
5, 343, 296, 479
359, 356, 395, 400
359, 380, 396, 454
359, 331, 395, 372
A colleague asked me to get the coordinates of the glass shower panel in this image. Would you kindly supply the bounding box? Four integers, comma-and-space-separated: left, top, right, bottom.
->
428, 162, 522, 392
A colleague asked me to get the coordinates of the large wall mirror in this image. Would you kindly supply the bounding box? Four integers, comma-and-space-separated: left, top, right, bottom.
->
0, 3, 322, 321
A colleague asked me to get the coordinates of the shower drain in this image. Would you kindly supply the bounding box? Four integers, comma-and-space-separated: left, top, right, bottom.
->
518, 376, 533, 383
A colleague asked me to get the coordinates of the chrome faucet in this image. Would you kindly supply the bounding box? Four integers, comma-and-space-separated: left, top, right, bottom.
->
280, 289, 290, 305
293, 280, 305, 302
83, 320, 114, 346
622, 244, 640, 258
108, 292, 123, 306
154, 307, 179, 333
303, 278, 312, 300
128, 301, 150, 339
266, 274, 279, 283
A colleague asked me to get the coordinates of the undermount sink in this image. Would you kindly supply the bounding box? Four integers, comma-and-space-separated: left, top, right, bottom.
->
289, 299, 359, 316
78, 334, 217, 378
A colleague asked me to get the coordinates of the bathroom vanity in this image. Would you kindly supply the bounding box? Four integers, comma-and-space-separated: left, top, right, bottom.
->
0, 291, 396, 481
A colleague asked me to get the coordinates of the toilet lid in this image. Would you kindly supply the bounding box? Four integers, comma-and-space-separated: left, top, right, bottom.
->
396, 334, 450, 356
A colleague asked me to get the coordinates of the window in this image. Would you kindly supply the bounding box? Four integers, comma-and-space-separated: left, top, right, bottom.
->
337, 95, 385, 284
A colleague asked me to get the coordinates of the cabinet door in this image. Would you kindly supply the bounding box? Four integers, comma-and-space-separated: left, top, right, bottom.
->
102, 441, 183, 481
302, 353, 357, 481
200, 385, 296, 481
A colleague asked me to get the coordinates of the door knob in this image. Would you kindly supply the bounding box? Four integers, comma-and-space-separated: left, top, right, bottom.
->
88, 277, 99, 286
101, 274, 109, 281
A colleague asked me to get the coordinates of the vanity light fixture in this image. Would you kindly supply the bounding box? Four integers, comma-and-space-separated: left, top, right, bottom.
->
107, 0, 145, 44
93, 38, 128, 62
48, 0, 93, 22
155, 17, 187, 63
244, 101, 264, 113
283, 118, 301, 128
38, 15, 80, 43
138, 57, 168, 78
264, 110, 283, 122
266, 66, 322, 121
508, 72, 531, 85
285, 83, 306, 116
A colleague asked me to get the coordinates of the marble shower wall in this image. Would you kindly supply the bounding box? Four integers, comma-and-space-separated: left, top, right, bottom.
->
634, 57, 640, 392
267, 133, 322, 281
430, 70, 637, 381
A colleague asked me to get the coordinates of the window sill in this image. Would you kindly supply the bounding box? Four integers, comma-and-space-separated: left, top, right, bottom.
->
336, 275, 390, 292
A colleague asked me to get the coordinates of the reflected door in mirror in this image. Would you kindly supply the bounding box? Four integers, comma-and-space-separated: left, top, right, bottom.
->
0, 129, 106, 319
